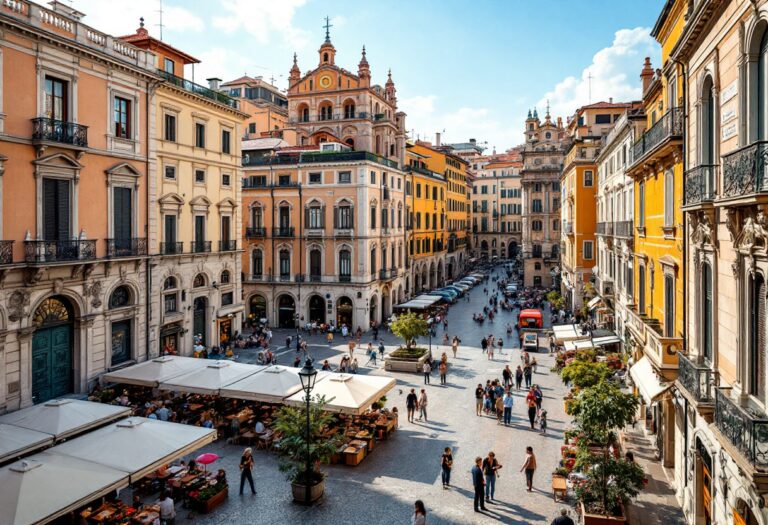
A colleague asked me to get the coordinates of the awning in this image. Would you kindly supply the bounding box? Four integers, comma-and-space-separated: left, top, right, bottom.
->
564, 340, 596, 352
552, 324, 590, 344
0, 399, 130, 442
592, 335, 621, 347
219, 365, 303, 404
0, 425, 54, 465
284, 374, 396, 416
0, 452, 128, 525
101, 355, 208, 387
587, 296, 602, 310
629, 357, 671, 405
49, 417, 216, 482
159, 360, 263, 395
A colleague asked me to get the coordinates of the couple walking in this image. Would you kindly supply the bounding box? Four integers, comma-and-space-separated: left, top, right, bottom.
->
471, 447, 538, 511
406, 388, 428, 422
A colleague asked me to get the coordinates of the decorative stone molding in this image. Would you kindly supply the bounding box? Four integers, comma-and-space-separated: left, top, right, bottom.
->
725, 207, 739, 242
23, 267, 45, 286
690, 211, 714, 247
8, 290, 30, 322
735, 209, 768, 254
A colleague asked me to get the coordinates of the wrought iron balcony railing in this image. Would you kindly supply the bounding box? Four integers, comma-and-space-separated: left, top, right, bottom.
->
245, 227, 266, 238
294, 274, 306, 283
272, 227, 295, 238
31, 117, 88, 147
614, 220, 634, 238
24, 239, 96, 263
160, 242, 184, 255
279, 274, 292, 282
0, 240, 13, 264
339, 274, 352, 282
309, 274, 322, 282
684, 164, 717, 205
722, 141, 768, 198
242, 150, 398, 170
156, 69, 239, 109
106, 237, 147, 258
192, 241, 212, 253
714, 387, 768, 469
379, 269, 396, 280
219, 240, 237, 252
631, 107, 683, 164
677, 353, 717, 405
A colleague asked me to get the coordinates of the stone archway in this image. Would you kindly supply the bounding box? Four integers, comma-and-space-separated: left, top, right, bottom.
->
381, 289, 391, 325
336, 296, 353, 327
277, 294, 296, 328
308, 294, 326, 324
369, 295, 378, 326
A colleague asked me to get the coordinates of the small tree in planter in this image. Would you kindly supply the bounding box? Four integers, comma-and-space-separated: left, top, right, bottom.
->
569, 381, 644, 522
390, 312, 428, 349
273, 395, 343, 504
561, 361, 613, 390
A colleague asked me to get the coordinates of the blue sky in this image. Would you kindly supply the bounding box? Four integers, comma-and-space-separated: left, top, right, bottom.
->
74, 0, 665, 151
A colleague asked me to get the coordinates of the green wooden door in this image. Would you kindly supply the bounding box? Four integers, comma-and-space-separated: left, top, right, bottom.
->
32, 325, 72, 404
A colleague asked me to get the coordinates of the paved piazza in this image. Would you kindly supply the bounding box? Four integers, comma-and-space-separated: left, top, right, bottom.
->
191, 269, 574, 524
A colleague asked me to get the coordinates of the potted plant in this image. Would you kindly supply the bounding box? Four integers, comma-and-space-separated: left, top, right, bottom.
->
273, 395, 343, 504
386, 312, 431, 372
569, 381, 644, 524
561, 361, 612, 390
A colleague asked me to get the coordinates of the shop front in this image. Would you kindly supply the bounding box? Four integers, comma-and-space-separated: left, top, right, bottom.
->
217, 316, 233, 348
159, 323, 182, 356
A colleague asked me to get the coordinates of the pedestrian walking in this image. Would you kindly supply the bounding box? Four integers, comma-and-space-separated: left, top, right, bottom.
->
441, 447, 453, 488
526, 390, 537, 430
482, 452, 502, 502
443, 333, 449, 347
159, 491, 176, 525
239, 447, 256, 495
439, 360, 447, 385
481, 337, 488, 354
418, 389, 428, 421
498, 338, 504, 355
539, 409, 548, 435
366, 345, 377, 366
487, 342, 494, 360
285, 335, 292, 351
472, 457, 487, 512
520, 446, 537, 492
532, 357, 538, 373
423, 361, 432, 384
494, 396, 504, 424
406, 388, 418, 423
524, 364, 533, 388
551, 509, 575, 525
503, 391, 514, 426
348, 339, 356, 358
378, 341, 385, 361
515, 366, 524, 390
327, 331, 334, 346
412, 500, 427, 525
502, 365, 512, 389
475, 383, 484, 416
534, 384, 543, 410
451, 336, 459, 358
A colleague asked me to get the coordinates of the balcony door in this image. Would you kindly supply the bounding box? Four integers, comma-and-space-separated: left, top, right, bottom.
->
113, 187, 132, 251
194, 216, 205, 250
221, 215, 231, 244
44, 76, 68, 121
43, 178, 71, 241
164, 215, 177, 246
279, 206, 290, 229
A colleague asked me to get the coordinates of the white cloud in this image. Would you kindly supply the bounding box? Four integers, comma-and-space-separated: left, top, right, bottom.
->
72, 0, 204, 35
399, 95, 437, 120
536, 27, 660, 122
212, 0, 310, 50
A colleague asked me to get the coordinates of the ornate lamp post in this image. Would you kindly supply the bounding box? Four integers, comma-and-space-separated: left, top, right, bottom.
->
297, 358, 318, 504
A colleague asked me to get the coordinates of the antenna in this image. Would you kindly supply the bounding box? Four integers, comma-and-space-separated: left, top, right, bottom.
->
156, 0, 165, 40
587, 70, 593, 103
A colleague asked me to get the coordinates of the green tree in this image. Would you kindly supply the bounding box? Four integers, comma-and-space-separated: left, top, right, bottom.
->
272, 395, 343, 485
390, 312, 429, 349
546, 290, 565, 310
561, 361, 612, 390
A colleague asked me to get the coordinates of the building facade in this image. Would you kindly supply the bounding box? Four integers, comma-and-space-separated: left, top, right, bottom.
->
242, 31, 407, 331
221, 75, 293, 143
594, 107, 644, 345
673, 0, 768, 523
520, 109, 567, 287
0, 1, 156, 410
121, 24, 248, 358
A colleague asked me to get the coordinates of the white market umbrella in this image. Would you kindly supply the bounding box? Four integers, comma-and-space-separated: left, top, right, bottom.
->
101, 355, 208, 387
0, 399, 130, 441
159, 360, 262, 395
284, 373, 396, 416
219, 365, 305, 403
0, 424, 54, 464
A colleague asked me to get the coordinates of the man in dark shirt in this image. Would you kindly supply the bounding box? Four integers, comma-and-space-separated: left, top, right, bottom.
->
471, 456, 487, 512
481, 337, 488, 353
475, 384, 484, 416
406, 388, 418, 423
551, 509, 575, 525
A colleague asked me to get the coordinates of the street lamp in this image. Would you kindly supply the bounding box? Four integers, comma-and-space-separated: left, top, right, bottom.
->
297, 358, 318, 504
427, 317, 433, 356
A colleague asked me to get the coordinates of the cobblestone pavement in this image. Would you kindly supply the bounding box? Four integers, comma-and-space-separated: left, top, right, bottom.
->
178, 269, 579, 524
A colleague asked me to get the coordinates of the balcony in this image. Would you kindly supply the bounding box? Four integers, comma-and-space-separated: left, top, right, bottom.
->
24, 239, 96, 263
242, 176, 269, 189
247, 274, 265, 282
295, 274, 306, 283
630, 107, 683, 167
596, 222, 613, 236
677, 353, 718, 409
219, 240, 237, 252
722, 140, 768, 201
31, 117, 88, 148
279, 274, 292, 282
614, 220, 634, 239
105, 238, 147, 258
339, 275, 352, 282
191, 241, 212, 253
379, 268, 396, 280
160, 242, 184, 255
334, 228, 353, 238
714, 387, 768, 471
0, 240, 13, 264
241, 150, 398, 170
156, 69, 239, 109
684, 164, 717, 206
272, 227, 295, 238
289, 112, 373, 124
565, 222, 574, 235
245, 227, 266, 238
309, 274, 322, 282
305, 228, 325, 238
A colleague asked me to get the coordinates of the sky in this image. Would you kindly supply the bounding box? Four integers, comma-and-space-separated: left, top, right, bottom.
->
71, 0, 665, 152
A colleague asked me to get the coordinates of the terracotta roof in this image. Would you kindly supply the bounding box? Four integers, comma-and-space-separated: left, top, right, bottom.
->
222, 76, 260, 86
579, 101, 634, 110
118, 29, 200, 64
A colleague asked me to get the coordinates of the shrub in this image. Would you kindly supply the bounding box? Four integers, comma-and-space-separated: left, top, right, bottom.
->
390, 346, 428, 359
390, 312, 429, 349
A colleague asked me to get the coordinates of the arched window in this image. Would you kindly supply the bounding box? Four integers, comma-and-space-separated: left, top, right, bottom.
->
33, 297, 72, 326
320, 103, 333, 121
109, 286, 132, 309
339, 249, 351, 279
279, 249, 291, 278
545, 132, 551, 139
221, 270, 231, 284
301, 106, 309, 123
163, 277, 177, 290
370, 248, 377, 274
750, 273, 766, 399
370, 205, 377, 229
251, 250, 263, 278
251, 206, 263, 228
701, 76, 715, 169
193, 274, 206, 288
344, 101, 355, 119
323, 52, 329, 63
701, 262, 713, 362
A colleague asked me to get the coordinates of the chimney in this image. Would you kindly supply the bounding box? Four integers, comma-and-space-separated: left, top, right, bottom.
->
470, 138, 476, 145
435, 132, 441, 147
207, 77, 222, 91
609, 97, 613, 104
640, 57, 654, 94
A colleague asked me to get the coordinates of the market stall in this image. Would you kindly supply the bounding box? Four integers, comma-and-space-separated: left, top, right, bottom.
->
158, 360, 263, 396
284, 374, 395, 416
0, 399, 130, 441
0, 424, 54, 465
101, 355, 208, 387
219, 365, 305, 403
552, 323, 591, 345
0, 452, 128, 525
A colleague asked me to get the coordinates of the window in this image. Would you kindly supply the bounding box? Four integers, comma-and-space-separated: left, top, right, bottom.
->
638, 265, 646, 314
307, 205, 324, 229
535, 262, 541, 270
370, 171, 376, 185
553, 197, 560, 209
583, 240, 594, 260
221, 270, 231, 284
109, 286, 131, 309
278, 175, 291, 186
750, 273, 767, 398
251, 250, 263, 277
339, 249, 351, 278
339, 171, 351, 184
336, 204, 353, 229
552, 182, 561, 191
222, 174, 231, 187
664, 274, 675, 337
164, 114, 176, 142
164, 293, 177, 314
553, 220, 559, 231
702, 263, 713, 362
222, 129, 231, 154
44, 76, 68, 120
114, 97, 131, 138
195, 123, 205, 148
584, 170, 594, 187
370, 249, 376, 274
309, 172, 322, 184
532, 220, 543, 231
638, 182, 645, 228
221, 291, 234, 306
664, 169, 674, 228
195, 169, 205, 183
532, 199, 542, 213
534, 183, 541, 192
416, 184, 422, 198
193, 274, 206, 288
164, 166, 176, 180
370, 206, 377, 229
248, 122, 256, 134
279, 250, 291, 278
595, 114, 612, 124
481, 186, 488, 194
42, 178, 71, 241
163, 57, 174, 74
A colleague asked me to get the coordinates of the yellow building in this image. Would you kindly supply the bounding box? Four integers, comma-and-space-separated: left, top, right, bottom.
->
406, 142, 448, 291
121, 25, 249, 356
625, 0, 686, 470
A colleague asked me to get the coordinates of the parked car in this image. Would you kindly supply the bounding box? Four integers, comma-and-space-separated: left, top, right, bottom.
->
429, 290, 456, 303
444, 285, 466, 296
522, 331, 539, 352
436, 288, 459, 300
458, 279, 476, 287
450, 282, 470, 291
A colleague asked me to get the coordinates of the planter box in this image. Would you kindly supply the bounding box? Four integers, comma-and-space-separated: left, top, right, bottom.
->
580, 501, 626, 525
197, 488, 228, 513
384, 350, 432, 373
292, 480, 324, 504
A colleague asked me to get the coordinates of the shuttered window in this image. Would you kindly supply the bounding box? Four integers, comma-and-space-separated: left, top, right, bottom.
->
310, 250, 321, 276
43, 178, 70, 241
664, 275, 675, 337
164, 215, 176, 244
339, 250, 351, 277
251, 251, 263, 276
113, 187, 132, 245
221, 216, 231, 243
664, 170, 674, 227
638, 182, 645, 228
751, 274, 766, 400
639, 266, 646, 314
